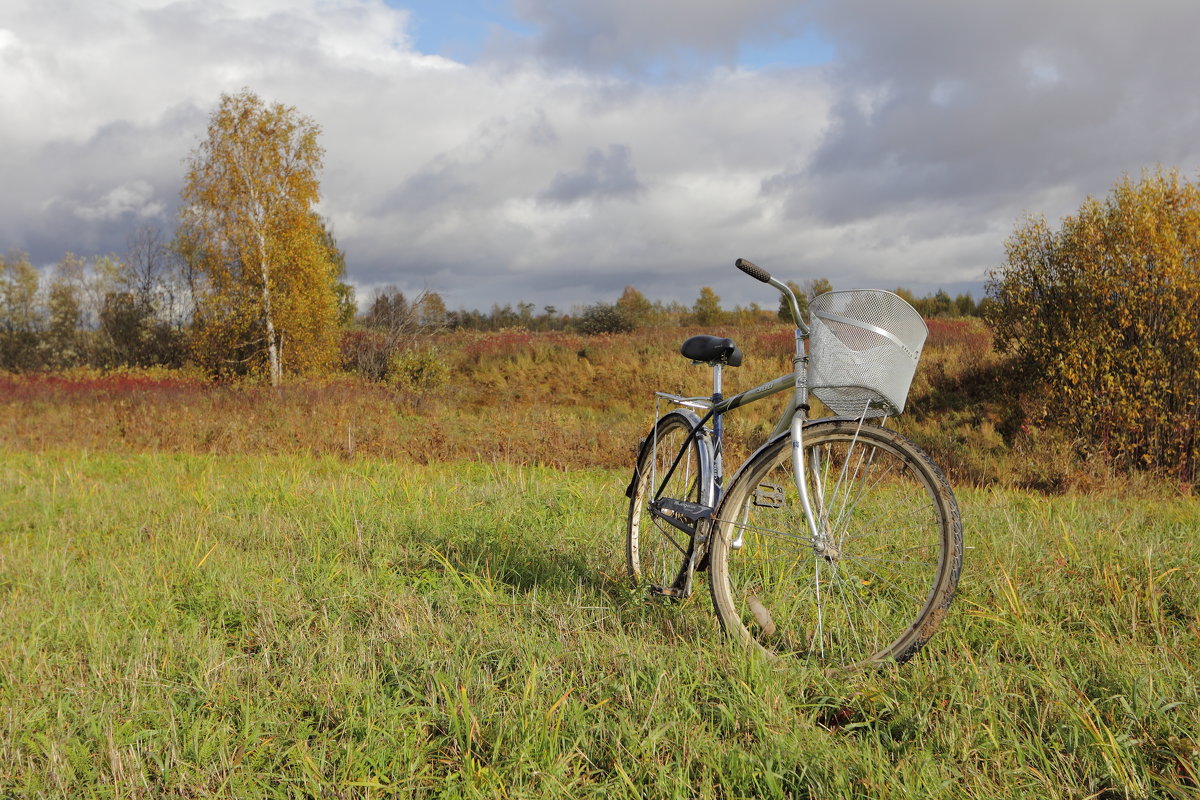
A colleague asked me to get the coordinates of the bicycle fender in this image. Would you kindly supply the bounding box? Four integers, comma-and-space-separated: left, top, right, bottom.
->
625, 409, 707, 499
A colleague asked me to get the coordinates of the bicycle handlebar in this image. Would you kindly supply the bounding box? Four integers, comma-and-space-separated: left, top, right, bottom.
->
734, 257, 808, 336
735, 257, 771, 283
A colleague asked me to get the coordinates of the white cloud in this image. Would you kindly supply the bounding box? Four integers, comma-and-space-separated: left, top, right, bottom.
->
5, 0, 1200, 313
72, 181, 165, 222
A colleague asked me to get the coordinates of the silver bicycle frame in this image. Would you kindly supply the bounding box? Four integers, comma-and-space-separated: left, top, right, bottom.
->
760, 275, 824, 546
655, 271, 825, 547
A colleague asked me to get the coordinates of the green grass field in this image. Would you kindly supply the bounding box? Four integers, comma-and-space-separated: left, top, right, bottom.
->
2, 449, 1198, 798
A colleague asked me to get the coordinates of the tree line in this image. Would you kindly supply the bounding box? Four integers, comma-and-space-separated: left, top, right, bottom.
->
0, 230, 189, 371
2, 237, 983, 377
357, 281, 985, 336
2, 88, 990, 381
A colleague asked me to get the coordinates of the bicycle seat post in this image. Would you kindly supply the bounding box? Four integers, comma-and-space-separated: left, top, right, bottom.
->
711, 362, 724, 489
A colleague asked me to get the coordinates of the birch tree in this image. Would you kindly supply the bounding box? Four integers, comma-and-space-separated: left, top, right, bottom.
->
0, 249, 42, 370
692, 286, 723, 326
180, 89, 339, 383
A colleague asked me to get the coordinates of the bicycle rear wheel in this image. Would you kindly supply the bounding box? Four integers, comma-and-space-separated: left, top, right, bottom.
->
709, 420, 962, 668
626, 411, 711, 594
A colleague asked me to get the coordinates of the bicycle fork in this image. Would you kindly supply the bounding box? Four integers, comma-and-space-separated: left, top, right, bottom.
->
790, 413, 826, 549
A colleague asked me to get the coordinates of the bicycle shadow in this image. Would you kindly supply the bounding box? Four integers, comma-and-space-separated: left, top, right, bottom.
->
417, 525, 718, 645
417, 523, 621, 599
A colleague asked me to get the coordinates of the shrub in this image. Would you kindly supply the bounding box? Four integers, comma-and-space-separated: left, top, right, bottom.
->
987, 168, 1200, 482
573, 303, 635, 335
388, 347, 449, 392
340, 329, 395, 381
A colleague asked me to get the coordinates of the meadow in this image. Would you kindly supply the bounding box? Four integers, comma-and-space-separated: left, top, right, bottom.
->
2, 323, 1198, 798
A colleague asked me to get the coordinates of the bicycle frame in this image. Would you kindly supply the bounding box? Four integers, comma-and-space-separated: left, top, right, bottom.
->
652, 369, 797, 501
642, 266, 829, 592
629, 260, 960, 665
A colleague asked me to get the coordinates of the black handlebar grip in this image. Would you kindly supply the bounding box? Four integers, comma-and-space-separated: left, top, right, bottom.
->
735, 257, 771, 283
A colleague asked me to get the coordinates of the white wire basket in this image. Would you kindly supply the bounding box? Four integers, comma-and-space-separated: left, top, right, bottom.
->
807, 290, 928, 418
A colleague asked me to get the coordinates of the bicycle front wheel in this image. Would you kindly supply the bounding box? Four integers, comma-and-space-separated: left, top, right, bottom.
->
626, 410, 711, 594
709, 420, 962, 668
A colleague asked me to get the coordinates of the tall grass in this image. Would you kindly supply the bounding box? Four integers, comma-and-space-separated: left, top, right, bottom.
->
0, 327, 796, 475
2, 451, 1198, 797
2, 320, 1160, 492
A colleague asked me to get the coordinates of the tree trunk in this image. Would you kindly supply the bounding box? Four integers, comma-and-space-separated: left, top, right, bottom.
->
256, 230, 281, 386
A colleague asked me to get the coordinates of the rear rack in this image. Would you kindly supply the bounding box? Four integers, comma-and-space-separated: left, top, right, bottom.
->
655, 391, 712, 411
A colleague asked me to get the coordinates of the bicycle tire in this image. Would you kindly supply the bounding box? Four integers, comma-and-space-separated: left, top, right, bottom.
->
709, 419, 962, 668
626, 411, 711, 594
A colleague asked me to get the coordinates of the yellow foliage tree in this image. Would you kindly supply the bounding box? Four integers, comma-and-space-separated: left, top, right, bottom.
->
616, 285, 652, 327
179, 89, 340, 383
987, 167, 1200, 481
692, 286, 723, 326
0, 249, 42, 370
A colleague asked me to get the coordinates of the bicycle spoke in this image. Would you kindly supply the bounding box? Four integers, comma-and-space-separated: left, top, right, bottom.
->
627, 412, 709, 593
650, 521, 690, 557
826, 427, 872, 536
813, 554, 826, 657
718, 519, 815, 549
712, 421, 961, 668
830, 566, 867, 655
833, 557, 932, 606
830, 570, 892, 652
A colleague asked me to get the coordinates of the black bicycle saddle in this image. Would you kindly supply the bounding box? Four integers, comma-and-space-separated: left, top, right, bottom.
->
680, 335, 743, 367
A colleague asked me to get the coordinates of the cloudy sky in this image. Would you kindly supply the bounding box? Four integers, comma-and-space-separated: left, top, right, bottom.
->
4, 0, 1200, 313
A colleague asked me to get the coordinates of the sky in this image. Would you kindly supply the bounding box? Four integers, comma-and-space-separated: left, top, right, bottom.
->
4, 0, 1200, 313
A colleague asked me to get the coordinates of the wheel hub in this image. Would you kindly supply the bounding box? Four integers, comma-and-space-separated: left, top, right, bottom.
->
813, 533, 840, 562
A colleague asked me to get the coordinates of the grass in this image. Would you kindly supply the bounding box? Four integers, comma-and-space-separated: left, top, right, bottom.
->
2, 450, 1199, 798
2, 321, 1198, 796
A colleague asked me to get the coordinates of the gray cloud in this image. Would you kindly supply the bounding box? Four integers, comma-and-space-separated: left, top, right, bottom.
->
714, 0, 1200, 297
788, 0, 1200, 227
6, 0, 1200, 315
538, 144, 643, 206
0, 99, 204, 263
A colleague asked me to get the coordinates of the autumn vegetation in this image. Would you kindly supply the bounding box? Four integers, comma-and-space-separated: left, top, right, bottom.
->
989, 168, 1200, 483
3, 91, 1200, 797
2, 94, 1199, 494
180, 90, 345, 383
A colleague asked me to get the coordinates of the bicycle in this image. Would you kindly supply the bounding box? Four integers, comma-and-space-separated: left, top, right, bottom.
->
625, 258, 963, 669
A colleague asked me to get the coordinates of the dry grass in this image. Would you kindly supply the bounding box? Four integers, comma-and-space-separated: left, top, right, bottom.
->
2, 321, 1184, 494
0, 327, 792, 472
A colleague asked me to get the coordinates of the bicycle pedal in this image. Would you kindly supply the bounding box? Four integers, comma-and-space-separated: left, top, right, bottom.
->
651, 497, 713, 522
649, 584, 684, 598
753, 482, 785, 509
